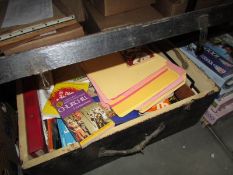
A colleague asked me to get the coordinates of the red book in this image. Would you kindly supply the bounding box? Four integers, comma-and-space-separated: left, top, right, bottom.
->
23, 89, 46, 156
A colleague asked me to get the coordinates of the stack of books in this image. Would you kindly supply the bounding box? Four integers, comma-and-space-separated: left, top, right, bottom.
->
22, 65, 115, 157
81, 46, 186, 118
180, 33, 233, 124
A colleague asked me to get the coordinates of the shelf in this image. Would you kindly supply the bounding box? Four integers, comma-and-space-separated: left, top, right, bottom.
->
0, 2, 233, 85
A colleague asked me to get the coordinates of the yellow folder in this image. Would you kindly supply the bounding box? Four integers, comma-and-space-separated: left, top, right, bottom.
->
138, 79, 185, 113
112, 68, 181, 117
81, 52, 167, 100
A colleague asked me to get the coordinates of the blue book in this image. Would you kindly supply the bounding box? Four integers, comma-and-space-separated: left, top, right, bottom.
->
56, 119, 76, 147
180, 43, 233, 96
111, 110, 139, 125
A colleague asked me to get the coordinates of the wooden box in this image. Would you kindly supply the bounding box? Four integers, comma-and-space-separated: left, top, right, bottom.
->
90, 0, 155, 16
16, 45, 218, 175
195, 0, 230, 10
155, 0, 188, 17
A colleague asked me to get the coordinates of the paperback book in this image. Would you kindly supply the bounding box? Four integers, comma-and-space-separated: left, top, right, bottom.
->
120, 46, 155, 66
42, 82, 89, 119
53, 90, 114, 147
56, 119, 76, 147
180, 42, 233, 95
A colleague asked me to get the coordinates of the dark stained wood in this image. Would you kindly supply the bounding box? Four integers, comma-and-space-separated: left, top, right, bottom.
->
24, 90, 218, 175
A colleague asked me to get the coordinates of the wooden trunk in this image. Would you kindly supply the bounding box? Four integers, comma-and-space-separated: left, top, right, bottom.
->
16, 45, 219, 175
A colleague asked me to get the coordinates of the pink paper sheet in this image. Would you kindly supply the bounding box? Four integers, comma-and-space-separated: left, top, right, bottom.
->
88, 64, 168, 106
89, 61, 185, 111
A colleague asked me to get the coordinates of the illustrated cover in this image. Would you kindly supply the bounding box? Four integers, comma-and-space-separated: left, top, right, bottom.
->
180, 43, 233, 95
181, 43, 233, 78
92, 95, 139, 125
56, 119, 76, 147
145, 95, 178, 113
42, 82, 89, 118
205, 33, 233, 64
145, 98, 171, 112
53, 90, 114, 147
120, 46, 155, 66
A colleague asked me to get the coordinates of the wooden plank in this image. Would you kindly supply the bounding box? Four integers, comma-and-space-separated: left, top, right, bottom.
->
3, 23, 84, 55
0, 3, 232, 84
23, 90, 218, 175
0, 20, 77, 48
22, 142, 81, 169
16, 81, 30, 163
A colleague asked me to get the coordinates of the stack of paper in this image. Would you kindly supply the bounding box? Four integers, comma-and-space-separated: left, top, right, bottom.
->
81, 52, 186, 117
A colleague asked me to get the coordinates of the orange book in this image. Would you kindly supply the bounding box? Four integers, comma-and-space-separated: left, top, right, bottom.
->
47, 119, 54, 152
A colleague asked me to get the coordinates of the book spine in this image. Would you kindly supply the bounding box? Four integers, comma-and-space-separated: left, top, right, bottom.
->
47, 119, 54, 152
52, 119, 62, 149
23, 89, 46, 156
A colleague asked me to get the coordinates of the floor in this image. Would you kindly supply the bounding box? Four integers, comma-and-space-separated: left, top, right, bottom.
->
84, 116, 233, 175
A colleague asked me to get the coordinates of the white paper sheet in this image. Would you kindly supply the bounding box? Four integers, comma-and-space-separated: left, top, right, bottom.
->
2, 0, 53, 28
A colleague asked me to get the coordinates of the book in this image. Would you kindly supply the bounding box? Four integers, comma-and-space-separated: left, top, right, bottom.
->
81, 52, 168, 100
92, 95, 139, 125
116, 61, 185, 115
205, 33, 233, 64
146, 98, 171, 112
42, 82, 89, 118
57, 119, 76, 147
211, 93, 233, 113
174, 84, 195, 100
204, 100, 233, 125
53, 90, 114, 147
180, 42, 233, 95
47, 119, 54, 152
23, 89, 46, 156
120, 46, 155, 66
51, 119, 62, 149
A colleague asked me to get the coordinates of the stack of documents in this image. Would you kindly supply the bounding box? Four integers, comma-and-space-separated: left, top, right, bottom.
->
81, 51, 186, 117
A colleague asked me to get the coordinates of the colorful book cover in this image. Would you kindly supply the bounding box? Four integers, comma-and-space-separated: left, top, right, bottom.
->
56, 119, 76, 147
93, 95, 139, 125
180, 43, 233, 95
53, 90, 114, 147
42, 82, 89, 117
181, 43, 233, 78
146, 98, 171, 112
205, 33, 233, 64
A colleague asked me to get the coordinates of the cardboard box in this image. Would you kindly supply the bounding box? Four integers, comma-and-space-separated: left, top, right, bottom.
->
85, 1, 163, 31
56, 0, 86, 22
90, 0, 155, 16
155, 0, 188, 17
195, 0, 230, 10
